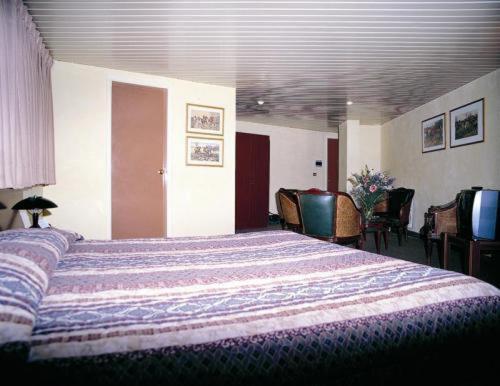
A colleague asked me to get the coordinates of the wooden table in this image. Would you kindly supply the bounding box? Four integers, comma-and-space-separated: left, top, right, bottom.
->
361, 219, 389, 254
442, 233, 500, 277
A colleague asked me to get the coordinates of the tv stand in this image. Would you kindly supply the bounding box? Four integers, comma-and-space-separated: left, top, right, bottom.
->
442, 233, 500, 277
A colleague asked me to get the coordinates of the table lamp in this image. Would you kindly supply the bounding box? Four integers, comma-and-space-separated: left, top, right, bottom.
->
12, 196, 57, 228
0, 201, 5, 231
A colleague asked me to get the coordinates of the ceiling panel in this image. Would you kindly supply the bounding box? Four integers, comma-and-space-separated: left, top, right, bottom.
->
24, 0, 500, 131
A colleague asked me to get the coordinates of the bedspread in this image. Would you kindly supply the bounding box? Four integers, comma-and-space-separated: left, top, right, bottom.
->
23, 231, 500, 385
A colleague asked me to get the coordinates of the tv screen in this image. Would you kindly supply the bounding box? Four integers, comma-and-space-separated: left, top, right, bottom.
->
473, 190, 500, 240
458, 189, 500, 240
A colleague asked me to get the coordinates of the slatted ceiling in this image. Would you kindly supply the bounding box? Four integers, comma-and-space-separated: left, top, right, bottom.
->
24, 1, 500, 130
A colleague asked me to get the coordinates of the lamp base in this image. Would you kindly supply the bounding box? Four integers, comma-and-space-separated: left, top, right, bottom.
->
30, 212, 41, 228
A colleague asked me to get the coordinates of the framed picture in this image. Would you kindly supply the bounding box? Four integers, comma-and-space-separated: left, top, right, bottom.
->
186, 136, 224, 167
450, 98, 484, 148
422, 113, 446, 153
186, 103, 224, 136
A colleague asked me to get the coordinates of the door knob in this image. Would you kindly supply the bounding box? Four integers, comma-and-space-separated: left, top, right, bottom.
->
157, 169, 165, 175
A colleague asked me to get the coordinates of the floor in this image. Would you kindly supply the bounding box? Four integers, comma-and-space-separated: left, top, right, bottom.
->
364, 231, 500, 288
239, 224, 500, 289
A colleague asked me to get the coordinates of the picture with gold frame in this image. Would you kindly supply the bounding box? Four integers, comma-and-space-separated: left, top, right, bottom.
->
186, 103, 224, 136
450, 98, 484, 148
422, 113, 446, 153
186, 136, 224, 167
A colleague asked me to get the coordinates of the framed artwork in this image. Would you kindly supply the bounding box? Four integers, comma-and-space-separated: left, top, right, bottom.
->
422, 113, 446, 153
186, 136, 224, 167
450, 98, 484, 148
186, 103, 224, 136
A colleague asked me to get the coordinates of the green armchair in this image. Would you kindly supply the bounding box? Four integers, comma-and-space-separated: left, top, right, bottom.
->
297, 190, 362, 248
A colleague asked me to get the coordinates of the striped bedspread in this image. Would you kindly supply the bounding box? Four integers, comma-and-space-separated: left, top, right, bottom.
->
29, 231, 500, 385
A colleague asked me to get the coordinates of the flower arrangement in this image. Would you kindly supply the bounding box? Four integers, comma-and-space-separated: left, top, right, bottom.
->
348, 165, 395, 222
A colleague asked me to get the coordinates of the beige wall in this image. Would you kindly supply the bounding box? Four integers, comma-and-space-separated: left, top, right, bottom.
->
45, 61, 235, 239
237, 115, 336, 132
236, 121, 337, 213
381, 69, 500, 232
339, 120, 382, 191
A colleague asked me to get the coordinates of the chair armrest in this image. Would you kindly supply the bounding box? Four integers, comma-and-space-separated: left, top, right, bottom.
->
434, 206, 457, 235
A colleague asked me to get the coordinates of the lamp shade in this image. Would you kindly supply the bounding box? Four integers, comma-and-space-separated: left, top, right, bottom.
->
0, 201, 6, 210
12, 196, 57, 210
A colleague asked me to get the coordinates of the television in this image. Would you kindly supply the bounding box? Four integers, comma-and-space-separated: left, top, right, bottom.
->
457, 189, 500, 240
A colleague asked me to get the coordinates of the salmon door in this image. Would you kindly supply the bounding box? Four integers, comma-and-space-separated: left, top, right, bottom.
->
111, 82, 167, 239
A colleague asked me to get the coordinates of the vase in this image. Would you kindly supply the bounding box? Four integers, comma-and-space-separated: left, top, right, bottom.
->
363, 207, 374, 223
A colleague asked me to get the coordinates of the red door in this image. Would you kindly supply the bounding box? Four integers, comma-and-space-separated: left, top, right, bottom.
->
112, 82, 167, 239
235, 132, 270, 230
327, 138, 339, 192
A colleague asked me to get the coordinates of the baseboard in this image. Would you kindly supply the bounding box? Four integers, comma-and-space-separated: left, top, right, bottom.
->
407, 230, 420, 238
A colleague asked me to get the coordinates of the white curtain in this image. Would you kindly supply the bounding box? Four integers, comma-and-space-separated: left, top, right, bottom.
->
0, 0, 55, 189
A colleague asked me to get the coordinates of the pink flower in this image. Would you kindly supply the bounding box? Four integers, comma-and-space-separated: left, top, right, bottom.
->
369, 184, 378, 193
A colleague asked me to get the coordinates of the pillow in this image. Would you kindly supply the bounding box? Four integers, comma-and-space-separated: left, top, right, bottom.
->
49, 227, 84, 245
0, 228, 70, 355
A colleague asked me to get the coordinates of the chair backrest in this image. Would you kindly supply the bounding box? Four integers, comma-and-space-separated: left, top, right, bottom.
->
303, 188, 325, 194
275, 191, 284, 224
388, 188, 415, 220
277, 189, 301, 230
297, 191, 335, 238
425, 195, 458, 236
333, 192, 361, 238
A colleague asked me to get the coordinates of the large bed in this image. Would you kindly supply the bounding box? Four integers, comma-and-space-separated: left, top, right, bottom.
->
1, 228, 499, 385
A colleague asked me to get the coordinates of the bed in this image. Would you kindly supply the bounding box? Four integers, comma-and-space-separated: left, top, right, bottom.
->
1, 228, 499, 385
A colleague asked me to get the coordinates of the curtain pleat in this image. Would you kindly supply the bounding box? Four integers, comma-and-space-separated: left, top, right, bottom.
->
0, 0, 55, 189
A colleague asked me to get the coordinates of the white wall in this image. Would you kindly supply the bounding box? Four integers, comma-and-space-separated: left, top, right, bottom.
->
45, 61, 236, 239
339, 120, 382, 191
236, 121, 337, 213
381, 69, 500, 232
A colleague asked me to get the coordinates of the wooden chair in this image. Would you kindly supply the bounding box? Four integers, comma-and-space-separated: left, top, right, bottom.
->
275, 190, 286, 230
334, 192, 363, 246
276, 188, 302, 232
296, 190, 362, 248
419, 197, 458, 266
373, 191, 389, 216
378, 188, 415, 246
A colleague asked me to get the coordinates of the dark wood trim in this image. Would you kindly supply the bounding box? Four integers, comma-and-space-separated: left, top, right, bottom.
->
407, 230, 420, 238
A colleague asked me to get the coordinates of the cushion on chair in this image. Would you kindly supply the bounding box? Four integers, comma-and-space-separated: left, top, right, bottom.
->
0, 228, 72, 358
384, 217, 404, 227
298, 193, 335, 238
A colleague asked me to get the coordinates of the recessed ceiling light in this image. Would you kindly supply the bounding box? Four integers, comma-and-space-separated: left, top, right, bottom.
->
257, 100, 265, 105
346, 100, 353, 105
